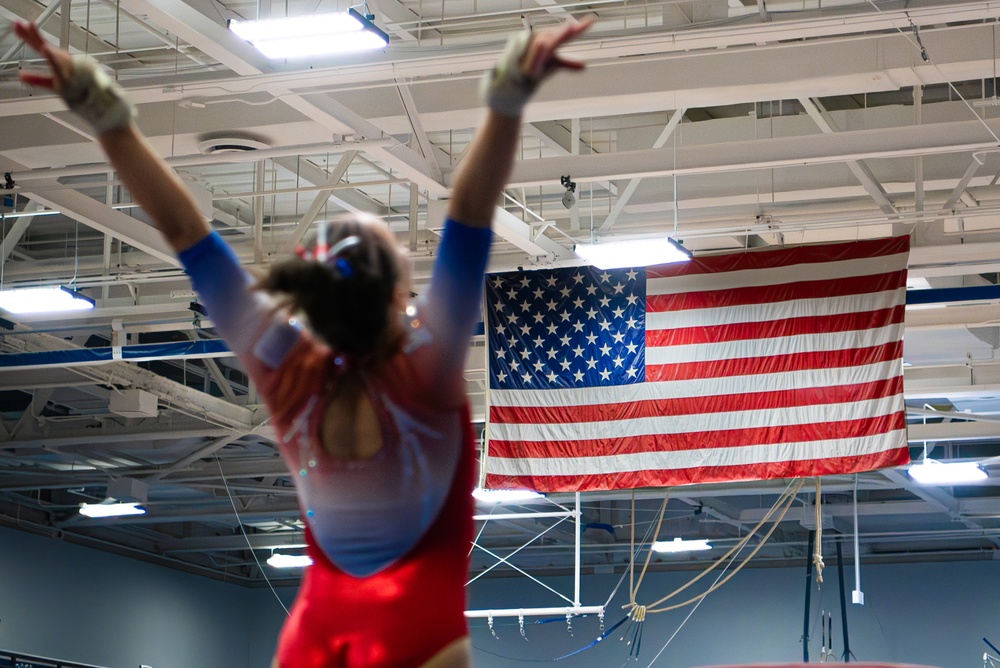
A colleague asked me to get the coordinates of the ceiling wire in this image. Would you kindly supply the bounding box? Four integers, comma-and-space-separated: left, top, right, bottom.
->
216, 454, 291, 616
864, 0, 1000, 145
644, 542, 742, 667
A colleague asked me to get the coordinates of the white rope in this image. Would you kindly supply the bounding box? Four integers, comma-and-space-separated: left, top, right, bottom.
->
813, 477, 825, 585
625, 478, 804, 615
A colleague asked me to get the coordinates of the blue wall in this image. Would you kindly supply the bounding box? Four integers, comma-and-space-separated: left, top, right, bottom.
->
0, 526, 292, 668
466, 559, 999, 668
1, 524, 996, 668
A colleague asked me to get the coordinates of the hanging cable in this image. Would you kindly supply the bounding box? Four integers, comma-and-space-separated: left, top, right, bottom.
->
864, 1, 1000, 144
216, 455, 290, 616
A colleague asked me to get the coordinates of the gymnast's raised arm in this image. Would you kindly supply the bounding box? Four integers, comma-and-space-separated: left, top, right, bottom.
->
15, 21, 211, 254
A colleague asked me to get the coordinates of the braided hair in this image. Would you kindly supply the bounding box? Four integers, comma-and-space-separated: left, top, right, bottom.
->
258, 218, 405, 359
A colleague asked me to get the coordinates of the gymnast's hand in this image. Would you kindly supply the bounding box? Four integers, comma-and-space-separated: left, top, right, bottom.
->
520, 19, 593, 84
483, 18, 593, 118
15, 21, 73, 93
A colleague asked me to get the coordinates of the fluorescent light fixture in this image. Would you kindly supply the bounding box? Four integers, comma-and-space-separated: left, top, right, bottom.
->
229, 9, 388, 59
267, 553, 314, 569
651, 537, 712, 553
0, 285, 94, 314
472, 487, 544, 503
79, 502, 146, 518
574, 237, 691, 269
908, 459, 988, 484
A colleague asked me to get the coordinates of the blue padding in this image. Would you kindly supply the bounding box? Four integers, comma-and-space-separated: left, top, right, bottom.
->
120, 340, 230, 360
906, 285, 1000, 305
0, 340, 230, 369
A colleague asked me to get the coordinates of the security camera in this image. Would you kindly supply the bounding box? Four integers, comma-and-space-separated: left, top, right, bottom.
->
560, 175, 577, 209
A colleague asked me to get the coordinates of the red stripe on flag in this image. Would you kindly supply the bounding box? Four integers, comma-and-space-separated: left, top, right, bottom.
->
487, 412, 906, 459
645, 341, 903, 382
646, 305, 905, 347
647, 270, 906, 312
490, 376, 902, 425
484, 446, 911, 493
647, 236, 910, 279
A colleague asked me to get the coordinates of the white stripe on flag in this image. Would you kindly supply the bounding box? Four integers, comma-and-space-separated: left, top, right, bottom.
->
645, 323, 902, 365
489, 360, 902, 407
486, 430, 909, 476
647, 252, 908, 295
646, 289, 905, 329
488, 395, 903, 441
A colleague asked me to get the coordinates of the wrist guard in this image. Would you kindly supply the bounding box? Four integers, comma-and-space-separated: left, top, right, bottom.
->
61, 55, 136, 134
480, 31, 536, 118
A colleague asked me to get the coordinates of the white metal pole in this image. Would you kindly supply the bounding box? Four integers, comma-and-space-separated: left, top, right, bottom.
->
574, 491, 582, 607
465, 605, 604, 619
852, 473, 865, 605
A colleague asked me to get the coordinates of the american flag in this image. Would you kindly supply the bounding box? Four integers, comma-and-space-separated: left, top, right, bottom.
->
483, 236, 911, 493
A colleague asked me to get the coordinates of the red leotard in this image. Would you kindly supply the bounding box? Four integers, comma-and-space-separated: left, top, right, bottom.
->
273, 403, 474, 667
178, 219, 491, 667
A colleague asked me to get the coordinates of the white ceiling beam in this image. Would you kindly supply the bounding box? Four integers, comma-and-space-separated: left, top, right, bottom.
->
22, 186, 177, 266
284, 150, 358, 250
3, 16, 1000, 132
0, 0, 104, 56
365, 0, 442, 42
2, 329, 255, 431
395, 83, 444, 184
271, 156, 383, 216
116, 0, 270, 75
905, 303, 1000, 329
599, 108, 686, 232
508, 117, 1000, 187
0, 203, 40, 263
878, 468, 1000, 546
799, 97, 897, 215
117, 0, 448, 198
910, 240, 1000, 271
524, 122, 617, 197
940, 156, 988, 213
493, 208, 571, 260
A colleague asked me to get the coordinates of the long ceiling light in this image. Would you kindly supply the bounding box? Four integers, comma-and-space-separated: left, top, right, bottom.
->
651, 537, 712, 553
0, 286, 94, 314
574, 237, 691, 269
79, 502, 146, 518
229, 9, 389, 59
267, 553, 314, 569
908, 459, 988, 484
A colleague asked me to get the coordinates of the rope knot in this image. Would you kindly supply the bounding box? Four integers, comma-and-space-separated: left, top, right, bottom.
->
813, 552, 825, 583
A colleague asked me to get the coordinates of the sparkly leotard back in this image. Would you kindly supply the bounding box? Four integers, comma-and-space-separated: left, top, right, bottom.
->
179, 219, 492, 666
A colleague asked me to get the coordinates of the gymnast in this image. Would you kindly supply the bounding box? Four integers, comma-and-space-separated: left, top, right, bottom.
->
16, 17, 590, 668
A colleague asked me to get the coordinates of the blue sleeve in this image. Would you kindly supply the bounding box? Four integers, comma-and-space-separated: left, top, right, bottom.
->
178, 231, 297, 365
422, 218, 492, 352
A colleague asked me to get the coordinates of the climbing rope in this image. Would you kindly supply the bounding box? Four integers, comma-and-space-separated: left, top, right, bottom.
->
625, 478, 805, 618
813, 477, 825, 585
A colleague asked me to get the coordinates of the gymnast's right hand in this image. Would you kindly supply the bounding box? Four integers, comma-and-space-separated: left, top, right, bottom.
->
16, 21, 135, 134
15, 21, 73, 94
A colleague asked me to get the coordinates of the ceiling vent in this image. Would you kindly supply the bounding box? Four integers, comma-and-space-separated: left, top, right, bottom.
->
196, 131, 271, 155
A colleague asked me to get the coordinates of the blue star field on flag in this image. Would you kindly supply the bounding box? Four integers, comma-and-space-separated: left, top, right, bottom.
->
486, 266, 646, 390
